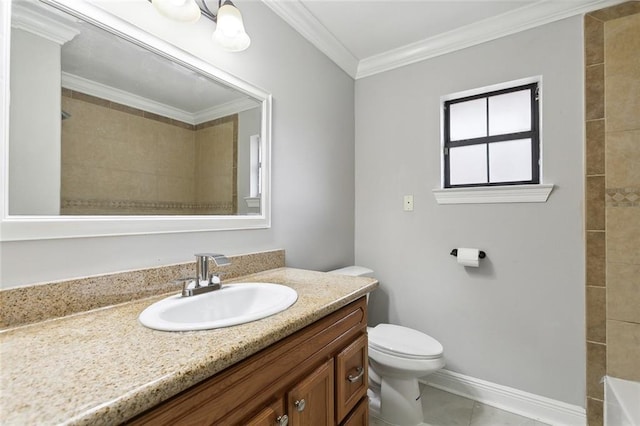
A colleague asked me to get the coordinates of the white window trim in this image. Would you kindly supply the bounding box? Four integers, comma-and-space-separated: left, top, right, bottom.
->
434, 76, 554, 205
433, 184, 554, 204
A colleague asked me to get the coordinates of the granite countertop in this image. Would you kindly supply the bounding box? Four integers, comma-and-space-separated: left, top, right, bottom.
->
0, 267, 378, 425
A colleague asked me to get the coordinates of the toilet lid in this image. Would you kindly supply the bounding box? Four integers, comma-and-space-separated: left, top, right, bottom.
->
369, 324, 443, 360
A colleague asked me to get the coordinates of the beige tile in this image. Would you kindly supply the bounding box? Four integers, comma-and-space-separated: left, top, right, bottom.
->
607, 207, 640, 264
170, 119, 195, 130
608, 262, 640, 323
585, 15, 605, 66
587, 176, 606, 230
587, 231, 606, 286
587, 286, 607, 343
157, 175, 194, 203
156, 129, 196, 176
100, 169, 157, 202
587, 397, 603, 426
586, 120, 606, 176
586, 64, 605, 120
587, 342, 606, 399
589, 2, 640, 22
606, 130, 640, 188
606, 73, 640, 132
607, 320, 640, 381
143, 110, 173, 125
111, 101, 144, 118
72, 91, 110, 108
605, 13, 640, 77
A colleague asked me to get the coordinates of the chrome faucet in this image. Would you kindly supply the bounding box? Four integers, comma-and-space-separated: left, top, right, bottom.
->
179, 253, 231, 297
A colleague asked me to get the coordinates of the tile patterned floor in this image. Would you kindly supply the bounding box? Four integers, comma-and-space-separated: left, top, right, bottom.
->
371, 385, 551, 426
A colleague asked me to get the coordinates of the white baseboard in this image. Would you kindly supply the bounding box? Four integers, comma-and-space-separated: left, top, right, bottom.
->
421, 369, 586, 426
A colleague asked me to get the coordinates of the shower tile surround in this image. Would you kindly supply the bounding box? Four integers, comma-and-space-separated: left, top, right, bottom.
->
0, 249, 284, 329
60, 89, 238, 215
584, 3, 640, 425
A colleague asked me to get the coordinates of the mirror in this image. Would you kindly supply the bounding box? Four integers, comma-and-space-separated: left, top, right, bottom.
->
1, 0, 271, 240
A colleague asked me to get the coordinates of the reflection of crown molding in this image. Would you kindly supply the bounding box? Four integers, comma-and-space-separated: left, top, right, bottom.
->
261, 0, 358, 78
263, 0, 627, 80
62, 73, 253, 125
11, 2, 79, 45
62, 72, 196, 124
194, 98, 260, 123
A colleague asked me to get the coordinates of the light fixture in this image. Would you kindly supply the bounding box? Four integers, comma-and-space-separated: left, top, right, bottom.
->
151, 0, 251, 52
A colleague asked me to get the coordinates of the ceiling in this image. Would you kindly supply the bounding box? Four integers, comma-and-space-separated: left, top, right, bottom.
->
262, 0, 626, 79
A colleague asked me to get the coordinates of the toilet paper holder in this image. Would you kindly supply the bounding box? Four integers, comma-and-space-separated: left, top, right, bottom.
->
450, 249, 486, 259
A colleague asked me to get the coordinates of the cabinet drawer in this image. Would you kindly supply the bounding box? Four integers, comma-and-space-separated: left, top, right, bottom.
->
340, 396, 368, 426
335, 333, 368, 423
244, 398, 286, 426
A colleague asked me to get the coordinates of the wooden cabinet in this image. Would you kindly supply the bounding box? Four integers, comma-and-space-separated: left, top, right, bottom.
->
341, 398, 369, 426
336, 334, 368, 421
244, 399, 286, 426
287, 359, 334, 425
129, 297, 369, 425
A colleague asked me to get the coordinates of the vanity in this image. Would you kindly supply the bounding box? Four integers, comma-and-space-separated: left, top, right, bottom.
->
0, 265, 377, 425
131, 297, 369, 425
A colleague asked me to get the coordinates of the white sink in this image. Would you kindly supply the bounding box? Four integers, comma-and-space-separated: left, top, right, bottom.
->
139, 283, 298, 331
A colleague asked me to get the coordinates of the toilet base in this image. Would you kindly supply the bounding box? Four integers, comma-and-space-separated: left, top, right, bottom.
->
368, 376, 424, 426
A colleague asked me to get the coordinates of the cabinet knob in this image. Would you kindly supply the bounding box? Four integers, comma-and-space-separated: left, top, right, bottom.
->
276, 414, 289, 426
347, 366, 364, 383
294, 399, 306, 412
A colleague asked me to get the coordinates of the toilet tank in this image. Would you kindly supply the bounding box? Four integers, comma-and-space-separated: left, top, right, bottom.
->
328, 266, 374, 277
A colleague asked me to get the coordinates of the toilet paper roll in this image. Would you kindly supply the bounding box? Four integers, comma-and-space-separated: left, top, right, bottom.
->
457, 248, 480, 267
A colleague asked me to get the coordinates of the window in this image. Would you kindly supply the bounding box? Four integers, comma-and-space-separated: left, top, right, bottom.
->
443, 82, 539, 188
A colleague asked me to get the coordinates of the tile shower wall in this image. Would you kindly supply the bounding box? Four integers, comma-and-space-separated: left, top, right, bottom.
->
60, 90, 237, 215
584, 3, 640, 425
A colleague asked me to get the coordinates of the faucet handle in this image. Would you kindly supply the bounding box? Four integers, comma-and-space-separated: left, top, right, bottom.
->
174, 277, 197, 297
194, 253, 231, 267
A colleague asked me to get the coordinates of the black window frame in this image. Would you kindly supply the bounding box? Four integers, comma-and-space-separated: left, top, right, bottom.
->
443, 82, 540, 188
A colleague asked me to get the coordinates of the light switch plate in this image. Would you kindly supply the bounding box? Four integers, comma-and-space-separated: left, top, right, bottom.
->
404, 195, 414, 211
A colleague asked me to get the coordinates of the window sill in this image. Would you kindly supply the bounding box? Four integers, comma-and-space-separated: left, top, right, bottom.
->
432, 184, 554, 205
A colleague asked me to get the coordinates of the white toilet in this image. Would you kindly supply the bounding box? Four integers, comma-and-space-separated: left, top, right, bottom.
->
329, 266, 445, 426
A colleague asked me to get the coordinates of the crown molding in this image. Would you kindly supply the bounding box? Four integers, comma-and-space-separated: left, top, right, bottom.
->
62, 72, 197, 124
260, 0, 358, 78
262, 0, 627, 80
193, 98, 261, 123
11, 1, 79, 45
356, 0, 627, 79
62, 72, 255, 125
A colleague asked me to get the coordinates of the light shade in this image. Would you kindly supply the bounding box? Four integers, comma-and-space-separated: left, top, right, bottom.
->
153, 0, 201, 23
212, 0, 251, 52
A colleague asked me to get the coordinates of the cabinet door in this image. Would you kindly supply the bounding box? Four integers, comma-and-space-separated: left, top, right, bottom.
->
287, 359, 335, 425
335, 334, 368, 422
244, 398, 287, 426
340, 397, 368, 426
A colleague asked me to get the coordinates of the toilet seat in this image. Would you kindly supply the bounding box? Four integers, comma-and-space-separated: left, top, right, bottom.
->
369, 324, 443, 360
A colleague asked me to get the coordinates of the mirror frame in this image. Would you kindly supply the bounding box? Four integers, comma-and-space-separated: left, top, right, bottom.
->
0, 0, 271, 241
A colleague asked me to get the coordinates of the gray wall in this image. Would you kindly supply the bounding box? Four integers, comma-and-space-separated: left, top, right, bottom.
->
354, 17, 585, 406
0, 1, 355, 288
9, 29, 61, 215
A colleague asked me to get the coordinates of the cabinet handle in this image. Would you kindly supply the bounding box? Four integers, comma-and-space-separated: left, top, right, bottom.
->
276, 414, 289, 426
294, 399, 306, 412
347, 366, 364, 383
